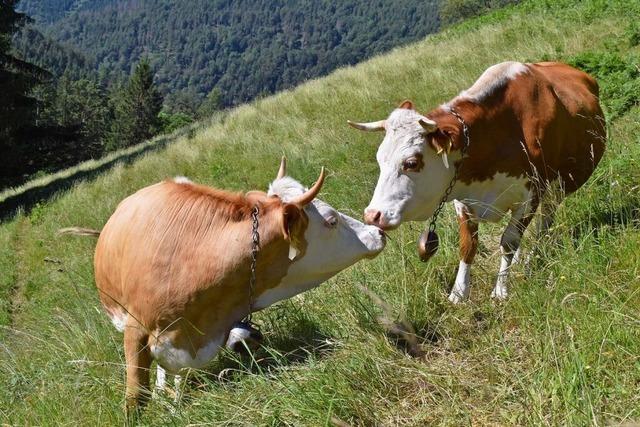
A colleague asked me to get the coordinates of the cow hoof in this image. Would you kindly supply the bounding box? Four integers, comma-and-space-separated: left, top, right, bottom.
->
491, 287, 508, 301
448, 291, 467, 304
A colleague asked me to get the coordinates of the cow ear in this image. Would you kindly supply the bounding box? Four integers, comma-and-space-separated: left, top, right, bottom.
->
281, 203, 308, 260
426, 130, 455, 169
399, 99, 414, 110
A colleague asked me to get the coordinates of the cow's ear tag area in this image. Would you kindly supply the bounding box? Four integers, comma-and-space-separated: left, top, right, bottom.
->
281, 203, 307, 261
427, 129, 452, 169
281, 203, 300, 241
441, 153, 449, 169
418, 230, 439, 262
288, 244, 299, 261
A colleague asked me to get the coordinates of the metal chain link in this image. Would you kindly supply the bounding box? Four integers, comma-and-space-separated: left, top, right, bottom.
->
245, 205, 260, 323
427, 108, 471, 233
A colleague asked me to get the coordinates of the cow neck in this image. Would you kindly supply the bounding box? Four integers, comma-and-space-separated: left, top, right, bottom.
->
418, 107, 471, 262
241, 205, 260, 327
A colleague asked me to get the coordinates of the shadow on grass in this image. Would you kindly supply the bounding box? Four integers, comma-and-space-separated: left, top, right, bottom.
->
571, 201, 640, 243
0, 114, 222, 223
385, 319, 442, 357
0, 136, 177, 222
191, 316, 334, 388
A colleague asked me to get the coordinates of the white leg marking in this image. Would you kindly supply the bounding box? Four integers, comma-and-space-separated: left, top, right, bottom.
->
492, 251, 512, 300
155, 364, 167, 393
453, 199, 467, 217
449, 261, 471, 304
491, 199, 535, 300
512, 246, 523, 264
173, 374, 184, 405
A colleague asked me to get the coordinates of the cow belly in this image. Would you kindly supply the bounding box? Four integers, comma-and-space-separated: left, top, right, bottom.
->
456, 173, 531, 222
151, 334, 224, 373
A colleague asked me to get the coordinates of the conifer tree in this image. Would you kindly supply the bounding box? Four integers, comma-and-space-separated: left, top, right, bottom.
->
0, 0, 48, 137
197, 87, 223, 119
0, 0, 51, 184
108, 58, 163, 149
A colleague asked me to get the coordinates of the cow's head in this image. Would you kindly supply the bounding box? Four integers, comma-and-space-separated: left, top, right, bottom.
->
349, 100, 460, 230
251, 158, 386, 309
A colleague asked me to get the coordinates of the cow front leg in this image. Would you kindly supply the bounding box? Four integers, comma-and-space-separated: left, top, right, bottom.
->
449, 200, 479, 303
154, 364, 185, 407
491, 200, 537, 300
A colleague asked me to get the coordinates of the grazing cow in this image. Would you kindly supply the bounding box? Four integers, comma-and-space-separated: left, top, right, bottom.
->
348, 61, 605, 303
87, 159, 384, 410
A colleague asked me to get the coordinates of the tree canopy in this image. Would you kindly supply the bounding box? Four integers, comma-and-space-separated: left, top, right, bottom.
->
16, 0, 441, 110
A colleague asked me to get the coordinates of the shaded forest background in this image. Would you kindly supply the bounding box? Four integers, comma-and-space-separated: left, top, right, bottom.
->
15, 0, 443, 112
2, 0, 517, 190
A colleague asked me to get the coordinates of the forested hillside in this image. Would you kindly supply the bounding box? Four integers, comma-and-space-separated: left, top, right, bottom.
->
6, 0, 441, 188
12, 26, 93, 81
16, 0, 113, 24
17, 0, 441, 110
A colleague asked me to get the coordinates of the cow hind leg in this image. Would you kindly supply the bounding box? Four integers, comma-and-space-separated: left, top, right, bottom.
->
517, 188, 560, 275
491, 198, 538, 300
449, 200, 479, 303
124, 324, 152, 414
536, 192, 558, 241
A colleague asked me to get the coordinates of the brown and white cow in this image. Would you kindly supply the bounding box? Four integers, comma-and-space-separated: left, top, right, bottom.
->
349, 61, 605, 303
86, 160, 385, 409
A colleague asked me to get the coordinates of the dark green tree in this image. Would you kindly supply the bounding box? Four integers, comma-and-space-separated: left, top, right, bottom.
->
50, 74, 110, 151
0, 0, 46, 136
0, 0, 52, 185
14, 0, 443, 110
196, 87, 223, 119
108, 58, 163, 150
440, 0, 520, 26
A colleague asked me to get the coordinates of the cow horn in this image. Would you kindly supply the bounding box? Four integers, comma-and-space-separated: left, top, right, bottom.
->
290, 167, 326, 206
347, 119, 386, 132
418, 118, 437, 133
276, 156, 287, 179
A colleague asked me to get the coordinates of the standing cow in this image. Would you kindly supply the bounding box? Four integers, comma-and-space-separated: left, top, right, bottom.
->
349, 61, 605, 303
67, 159, 385, 411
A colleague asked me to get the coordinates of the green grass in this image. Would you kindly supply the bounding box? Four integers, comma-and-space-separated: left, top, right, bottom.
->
1, 0, 640, 424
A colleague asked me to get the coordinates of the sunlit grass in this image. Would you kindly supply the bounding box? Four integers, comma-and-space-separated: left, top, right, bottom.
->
1, 0, 639, 424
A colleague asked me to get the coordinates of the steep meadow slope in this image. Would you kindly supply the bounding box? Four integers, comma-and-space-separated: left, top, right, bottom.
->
1, 0, 639, 424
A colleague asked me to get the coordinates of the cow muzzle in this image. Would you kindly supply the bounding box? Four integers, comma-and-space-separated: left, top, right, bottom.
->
364, 208, 398, 230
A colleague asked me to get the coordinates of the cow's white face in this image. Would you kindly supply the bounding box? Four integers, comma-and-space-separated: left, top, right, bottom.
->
253, 176, 385, 309
360, 108, 455, 229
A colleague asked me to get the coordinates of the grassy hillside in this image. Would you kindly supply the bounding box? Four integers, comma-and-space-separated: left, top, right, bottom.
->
1, 0, 639, 425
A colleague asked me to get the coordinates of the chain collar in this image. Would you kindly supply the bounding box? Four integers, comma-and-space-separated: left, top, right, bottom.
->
244, 205, 260, 324
425, 108, 471, 234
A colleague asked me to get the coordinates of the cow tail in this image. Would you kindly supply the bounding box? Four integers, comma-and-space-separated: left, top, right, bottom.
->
57, 227, 101, 237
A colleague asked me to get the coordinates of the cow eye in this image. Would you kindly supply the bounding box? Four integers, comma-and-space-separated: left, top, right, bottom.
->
403, 158, 420, 171
324, 215, 338, 228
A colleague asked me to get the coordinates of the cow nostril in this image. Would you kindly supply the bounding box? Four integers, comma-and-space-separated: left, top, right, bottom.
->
364, 209, 383, 225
